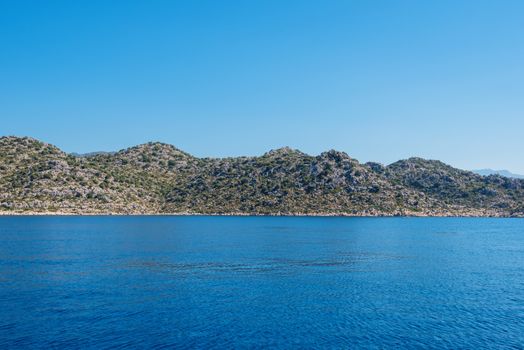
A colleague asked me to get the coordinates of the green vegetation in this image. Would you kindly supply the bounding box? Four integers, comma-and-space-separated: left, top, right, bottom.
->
0, 136, 523, 216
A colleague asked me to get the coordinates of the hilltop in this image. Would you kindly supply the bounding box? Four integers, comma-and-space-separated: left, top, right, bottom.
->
1, 136, 523, 216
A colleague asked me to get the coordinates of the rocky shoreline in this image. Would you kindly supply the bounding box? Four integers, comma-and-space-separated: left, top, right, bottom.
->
1, 210, 522, 218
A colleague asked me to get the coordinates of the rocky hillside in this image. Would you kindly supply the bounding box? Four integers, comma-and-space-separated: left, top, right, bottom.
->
1, 136, 523, 216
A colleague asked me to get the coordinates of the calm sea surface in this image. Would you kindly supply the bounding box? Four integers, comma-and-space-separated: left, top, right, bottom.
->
0, 216, 523, 349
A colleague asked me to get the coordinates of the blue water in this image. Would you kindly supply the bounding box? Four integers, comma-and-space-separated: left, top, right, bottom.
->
0, 217, 523, 349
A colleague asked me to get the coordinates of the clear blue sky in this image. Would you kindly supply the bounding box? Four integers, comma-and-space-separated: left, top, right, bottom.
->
1, 0, 523, 172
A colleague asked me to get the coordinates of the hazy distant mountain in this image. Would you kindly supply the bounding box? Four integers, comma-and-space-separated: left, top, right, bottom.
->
1, 136, 523, 217
70, 151, 116, 157
473, 169, 524, 179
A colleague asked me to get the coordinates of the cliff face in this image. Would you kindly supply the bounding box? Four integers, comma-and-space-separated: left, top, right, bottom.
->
1, 136, 523, 216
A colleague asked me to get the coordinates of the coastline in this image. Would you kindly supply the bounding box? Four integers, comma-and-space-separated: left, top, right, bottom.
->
0, 211, 522, 218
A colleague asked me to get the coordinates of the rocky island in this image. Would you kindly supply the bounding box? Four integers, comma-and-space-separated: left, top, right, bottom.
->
0, 136, 523, 217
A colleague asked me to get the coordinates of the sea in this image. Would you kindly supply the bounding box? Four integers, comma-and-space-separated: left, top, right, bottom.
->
0, 216, 523, 349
